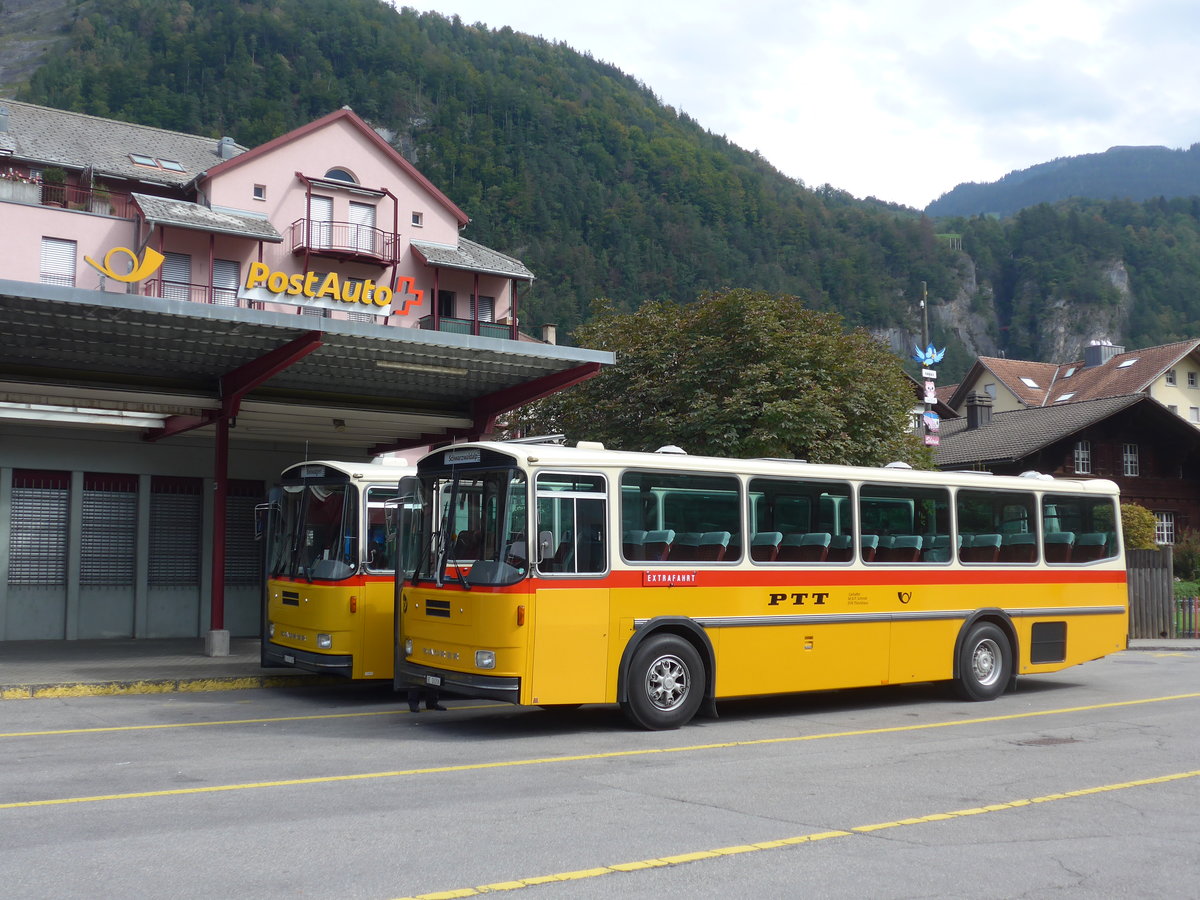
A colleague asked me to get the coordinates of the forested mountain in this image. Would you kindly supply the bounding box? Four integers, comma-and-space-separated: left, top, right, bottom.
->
4, 0, 1200, 382
927, 144, 1200, 219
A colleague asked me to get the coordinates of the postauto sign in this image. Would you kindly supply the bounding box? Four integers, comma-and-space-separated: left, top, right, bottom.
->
240, 263, 425, 316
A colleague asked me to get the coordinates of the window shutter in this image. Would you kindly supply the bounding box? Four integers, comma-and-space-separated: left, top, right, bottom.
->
40, 237, 77, 286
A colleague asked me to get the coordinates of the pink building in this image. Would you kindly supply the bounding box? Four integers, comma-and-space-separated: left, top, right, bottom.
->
0, 101, 531, 337
0, 100, 608, 646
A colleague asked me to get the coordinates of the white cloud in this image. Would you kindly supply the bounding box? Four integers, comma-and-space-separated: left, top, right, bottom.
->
410, 1, 1200, 207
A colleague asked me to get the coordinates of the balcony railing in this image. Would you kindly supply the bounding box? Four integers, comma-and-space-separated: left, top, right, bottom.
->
290, 218, 399, 265
417, 315, 517, 340
141, 279, 247, 308
0, 179, 135, 217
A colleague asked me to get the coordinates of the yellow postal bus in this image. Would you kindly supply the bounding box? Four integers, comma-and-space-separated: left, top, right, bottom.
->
394, 441, 1127, 729
261, 460, 412, 679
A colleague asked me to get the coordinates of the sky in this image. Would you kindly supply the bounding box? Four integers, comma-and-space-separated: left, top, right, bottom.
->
410, 0, 1200, 209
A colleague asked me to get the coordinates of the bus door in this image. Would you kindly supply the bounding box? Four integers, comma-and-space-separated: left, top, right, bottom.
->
530, 472, 610, 705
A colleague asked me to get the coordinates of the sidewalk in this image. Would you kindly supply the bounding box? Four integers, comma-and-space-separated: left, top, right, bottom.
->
0, 637, 1196, 701
0, 637, 340, 700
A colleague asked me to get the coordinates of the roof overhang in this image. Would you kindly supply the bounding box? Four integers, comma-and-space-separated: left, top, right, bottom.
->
0, 279, 611, 456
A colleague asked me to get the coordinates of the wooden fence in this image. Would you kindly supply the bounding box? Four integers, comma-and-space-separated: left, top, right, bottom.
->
1126, 548, 1199, 639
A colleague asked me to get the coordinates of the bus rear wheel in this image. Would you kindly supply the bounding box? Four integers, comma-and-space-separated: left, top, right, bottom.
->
953, 622, 1011, 701
622, 634, 704, 730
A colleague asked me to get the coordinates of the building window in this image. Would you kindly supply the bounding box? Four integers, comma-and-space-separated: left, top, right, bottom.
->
476, 295, 495, 322
437, 290, 455, 318
324, 168, 356, 183
253, 184, 266, 201
1190, 371, 1198, 388
983, 383, 996, 399
1166, 369, 1177, 386
161, 251, 192, 301
1155, 511, 1176, 545
212, 259, 240, 307
411, 211, 424, 227
1019, 376, 1039, 388
1074, 440, 1092, 475
40, 237, 77, 287
1122, 443, 1139, 477
1169, 405, 1178, 415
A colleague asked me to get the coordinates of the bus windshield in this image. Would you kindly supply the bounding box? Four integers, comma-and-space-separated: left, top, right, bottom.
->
407, 468, 528, 587
267, 481, 358, 582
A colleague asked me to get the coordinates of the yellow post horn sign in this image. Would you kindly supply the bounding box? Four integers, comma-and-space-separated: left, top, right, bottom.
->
84, 247, 166, 283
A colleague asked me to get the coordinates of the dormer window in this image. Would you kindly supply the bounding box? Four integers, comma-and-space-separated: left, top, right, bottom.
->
324, 168, 356, 183
129, 154, 188, 172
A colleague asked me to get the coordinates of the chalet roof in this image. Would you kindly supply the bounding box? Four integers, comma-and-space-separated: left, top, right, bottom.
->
410, 237, 535, 281
947, 339, 1200, 410
935, 394, 1146, 466
132, 194, 283, 242
0, 99, 240, 187
1047, 339, 1200, 402
949, 358, 1060, 408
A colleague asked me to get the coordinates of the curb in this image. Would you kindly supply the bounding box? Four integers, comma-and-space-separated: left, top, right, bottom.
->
0, 673, 342, 701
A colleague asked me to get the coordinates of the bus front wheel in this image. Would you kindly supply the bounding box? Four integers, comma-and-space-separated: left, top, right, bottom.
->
622, 634, 704, 730
953, 622, 1011, 701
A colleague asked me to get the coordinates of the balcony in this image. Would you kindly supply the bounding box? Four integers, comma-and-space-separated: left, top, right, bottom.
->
417, 315, 518, 341
0, 179, 136, 217
141, 279, 247, 308
290, 218, 399, 265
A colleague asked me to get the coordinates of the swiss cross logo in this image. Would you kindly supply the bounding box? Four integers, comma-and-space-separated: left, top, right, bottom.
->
392, 277, 425, 315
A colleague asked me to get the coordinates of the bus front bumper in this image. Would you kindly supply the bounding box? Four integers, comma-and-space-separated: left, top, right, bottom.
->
396, 660, 519, 704
263, 641, 353, 678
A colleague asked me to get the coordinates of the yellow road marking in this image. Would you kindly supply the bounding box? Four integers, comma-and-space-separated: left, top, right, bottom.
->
392, 770, 1200, 899
1, 692, 1197, 810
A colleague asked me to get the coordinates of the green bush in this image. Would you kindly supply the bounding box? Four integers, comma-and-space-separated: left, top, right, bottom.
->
1174, 580, 1200, 601
1171, 528, 1200, 581
1121, 503, 1158, 551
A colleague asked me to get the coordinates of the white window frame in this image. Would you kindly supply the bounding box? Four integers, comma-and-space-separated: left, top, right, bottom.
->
1074, 440, 1092, 475
1191, 407, 1200, 424
1155, 511, 1175, 545
1166, 369, 1177, 386
1190, 372, 1198, 389
1122, 443, 1139, 477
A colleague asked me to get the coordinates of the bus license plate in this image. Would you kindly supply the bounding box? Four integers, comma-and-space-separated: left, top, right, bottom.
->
425, 675, 442, 687
284, 655, 295, 664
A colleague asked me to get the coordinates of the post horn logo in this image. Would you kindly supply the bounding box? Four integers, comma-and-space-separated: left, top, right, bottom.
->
84, 247, 165, 283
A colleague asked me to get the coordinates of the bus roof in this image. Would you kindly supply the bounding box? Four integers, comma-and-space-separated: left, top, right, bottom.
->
421, 441, 1120, 496
279, 459, 415, 482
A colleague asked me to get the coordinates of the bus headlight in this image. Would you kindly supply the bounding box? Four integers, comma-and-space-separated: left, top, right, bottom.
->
404, 638, 413, 657
475, 650, 496, 669
268, 622, 275, 638
317, 633, 332, 649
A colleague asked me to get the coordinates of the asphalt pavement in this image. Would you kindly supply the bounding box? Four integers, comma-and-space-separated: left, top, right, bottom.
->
0, 636, 1196, 700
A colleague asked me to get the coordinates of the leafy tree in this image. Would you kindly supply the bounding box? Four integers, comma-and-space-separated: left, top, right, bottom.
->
509, 289, 928, 466
1121, 503, 1157, 551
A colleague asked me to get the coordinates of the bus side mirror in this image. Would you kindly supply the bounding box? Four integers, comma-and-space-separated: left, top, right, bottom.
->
254, 502, 270, 540
538, 530, 555, 562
